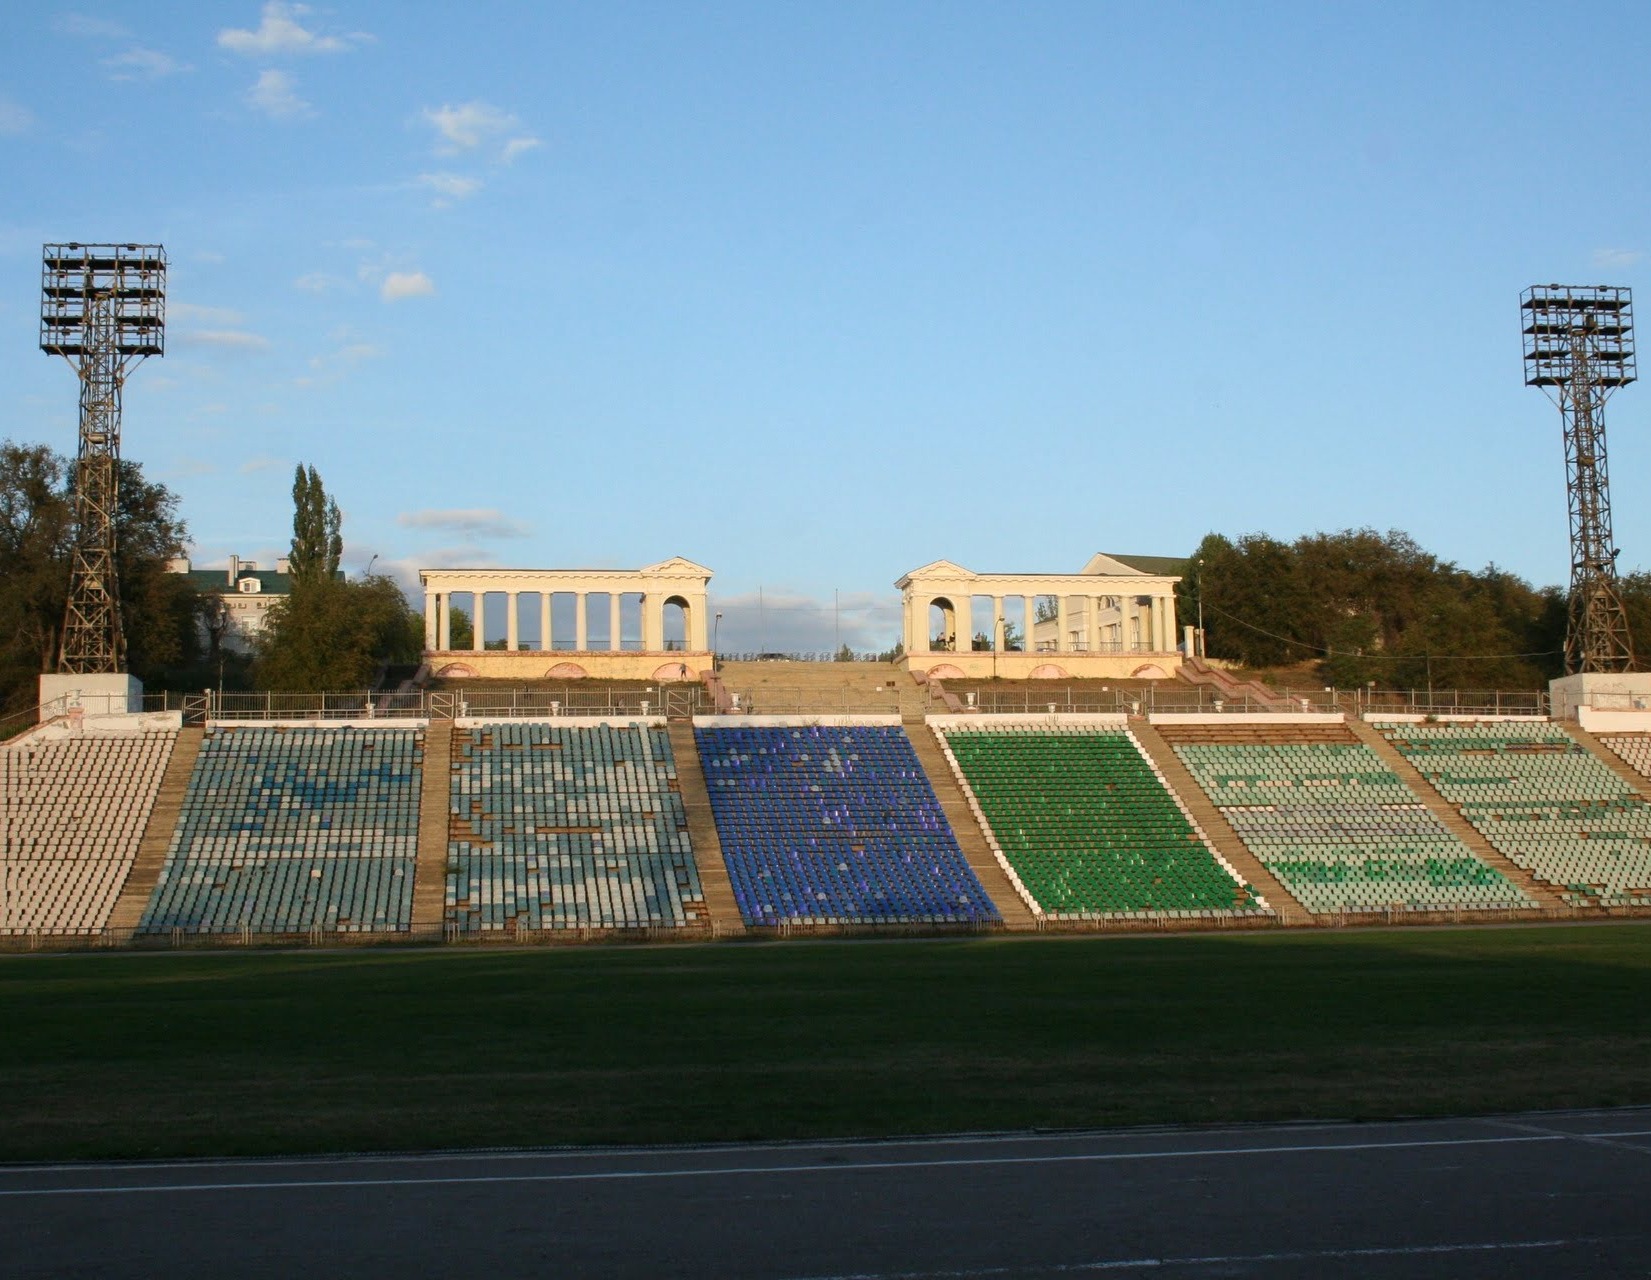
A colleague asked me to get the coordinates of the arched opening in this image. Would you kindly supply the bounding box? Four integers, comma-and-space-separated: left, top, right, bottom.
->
928, 597, 957, 652
435, 662, 477, 678
1131, 664, 1169, 680
545, 662, 588, 679
969, 595, 996, 651
1028, 664, 1069, 680
928, 663, 966, 680
663, 595, 691, 652
652, 661, 692, 682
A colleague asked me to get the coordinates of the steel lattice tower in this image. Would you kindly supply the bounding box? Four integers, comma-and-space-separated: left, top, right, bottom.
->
40, 244, 166, 675
1522, 285, 1637, 674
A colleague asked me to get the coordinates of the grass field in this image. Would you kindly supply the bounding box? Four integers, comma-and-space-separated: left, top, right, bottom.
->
3, 924, 1650, 1162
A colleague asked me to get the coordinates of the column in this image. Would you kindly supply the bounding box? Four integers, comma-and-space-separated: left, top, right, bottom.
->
954, 597, 972, 654
609, 593, 622, 652
1024, 595, 1036, 653
642, 595, 663, 652
506, 591, 519, 652
1055, 595, 1069, 653
472, 592, 486, 652
424, 590, 438, 651
540, 592, 552, 653
437, 594, 450, 650
689, 592, 709, 650
1088, 597, 1100, 654
575, 593, 588, 651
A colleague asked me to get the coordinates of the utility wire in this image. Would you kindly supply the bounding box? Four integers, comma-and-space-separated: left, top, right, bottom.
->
1200, 601, 1561, 662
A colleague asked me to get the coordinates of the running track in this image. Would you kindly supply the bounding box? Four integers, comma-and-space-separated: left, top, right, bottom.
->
3, 1108, 1650, 1278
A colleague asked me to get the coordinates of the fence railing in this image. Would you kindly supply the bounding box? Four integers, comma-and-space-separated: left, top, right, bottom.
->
20, 684, 1558, 725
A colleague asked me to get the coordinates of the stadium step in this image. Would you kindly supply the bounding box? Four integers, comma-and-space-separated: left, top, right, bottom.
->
717, 661, 926, 717
667, 723, 747, 936
1128, 719, 1309, 922
1559, 724, 1651, 802
411, 722, 454, 933
1344, 718, 1567, 910
903, 724, 1037, 930
107, 728, 202, 934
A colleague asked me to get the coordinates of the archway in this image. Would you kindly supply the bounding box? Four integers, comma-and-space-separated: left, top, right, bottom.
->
435, 662, 477, 678
929, 597, 957, 652
663, 595, 691, 652
1028, 664, 1069, 680
1131, 664, 1170, 680
545, 662, 588, 679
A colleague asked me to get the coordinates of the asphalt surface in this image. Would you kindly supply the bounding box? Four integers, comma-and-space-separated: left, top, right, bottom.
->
3, 1108, 1650, 1278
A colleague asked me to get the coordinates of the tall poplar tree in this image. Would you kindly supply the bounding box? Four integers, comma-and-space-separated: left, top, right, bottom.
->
288, 464, 342, 585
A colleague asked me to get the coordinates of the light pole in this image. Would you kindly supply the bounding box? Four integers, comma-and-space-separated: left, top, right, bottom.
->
1195, 557, 1205, 659
713, 612, 723, 671
362, 553, 379, 580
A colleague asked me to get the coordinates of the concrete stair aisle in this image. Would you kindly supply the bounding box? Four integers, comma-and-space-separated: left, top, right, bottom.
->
1345, 719, 1566, 910
903, 725, 1036, 930
1128, 719, 1309, 923
108, 728, 202, 934
411, 724, 454, 934
716, 661, 922, 717
668, 724, 746, 935
1560, 724, 1651, 802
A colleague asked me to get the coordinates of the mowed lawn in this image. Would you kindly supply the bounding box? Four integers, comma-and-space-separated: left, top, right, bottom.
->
3, 924, 1650, 1161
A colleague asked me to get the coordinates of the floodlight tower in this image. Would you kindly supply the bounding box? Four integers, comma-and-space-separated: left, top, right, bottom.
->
1521, 284, 1637, 674
40, 243, 167, 674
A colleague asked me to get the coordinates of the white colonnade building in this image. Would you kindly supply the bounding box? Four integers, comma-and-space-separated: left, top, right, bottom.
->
897, 553, 1185, 680
419, 558, 713, 681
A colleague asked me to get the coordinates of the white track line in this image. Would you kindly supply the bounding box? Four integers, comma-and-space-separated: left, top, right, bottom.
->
0, 1132, 1590, 1199
787, 1237, 1614, 1279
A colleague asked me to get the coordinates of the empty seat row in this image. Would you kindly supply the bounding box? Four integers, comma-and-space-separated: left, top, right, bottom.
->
447, 723, 704, 930
141, 727, 423, 933
938, 724, 1263, 918
698, 725, 998, 926
1376, 722, 1651, 908
0, 730, 175, 934
1169, 735, 1531, 914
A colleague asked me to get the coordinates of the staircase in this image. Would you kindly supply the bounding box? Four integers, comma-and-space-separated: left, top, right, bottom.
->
1176, 657, 1297, 712
1128, 719, 1309, 922
411, 724, 453, 934
1346, 719, 1566, 909
717, 661, 928, 719
108, 728, 202, 934
667, 724, 746, 935
903, 725, 1036, 930
1559, 724, 1651, 802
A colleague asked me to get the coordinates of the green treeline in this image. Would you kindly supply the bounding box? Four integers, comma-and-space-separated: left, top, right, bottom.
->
1178, 528, 1651, 689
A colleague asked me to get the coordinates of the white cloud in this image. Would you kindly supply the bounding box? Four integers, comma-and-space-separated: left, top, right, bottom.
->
418, 172, 483, 203
102, 47, 191, 79
171, 302, 246, 325
708, 589, 903, 656
421, 101, 536, 162
56, 13, 131, 39
293, 270, 344, 293
218, 2, 362, 56
297, 339, 385, 387
1593, 248, 1644, 271
0, 96, 33, 136
381, 270, 435, 301
246, 69, 310, 119
501, 136, 541, 164
397, 508, 530, 539
177, 329, 271, 352
239, 454, 285, 474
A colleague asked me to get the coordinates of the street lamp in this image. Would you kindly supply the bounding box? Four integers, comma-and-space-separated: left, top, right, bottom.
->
1195, 557, 1205, 659
713, 612, 723, 671
362, 553, 379, 579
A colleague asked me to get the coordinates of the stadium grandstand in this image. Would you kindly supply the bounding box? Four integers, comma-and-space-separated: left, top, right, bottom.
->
7, 649, 1651, 947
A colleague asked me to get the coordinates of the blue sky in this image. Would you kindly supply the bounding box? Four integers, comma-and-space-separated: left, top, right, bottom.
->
3, 2, 1650, 652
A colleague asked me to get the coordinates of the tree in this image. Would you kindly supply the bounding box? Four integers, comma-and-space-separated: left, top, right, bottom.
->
0, 442, 201, 711
446, 606, 474, 650
254, 576, 423, 691
833, 643, 855, 662
288, 464, 341, 586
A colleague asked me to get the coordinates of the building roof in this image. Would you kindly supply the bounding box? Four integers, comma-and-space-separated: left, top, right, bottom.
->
1086, 552, 1188, 577
184, 568, 292, 595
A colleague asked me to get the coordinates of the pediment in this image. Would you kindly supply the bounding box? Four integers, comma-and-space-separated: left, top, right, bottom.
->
896, 559, 974, 587
641, 556, 714, 578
